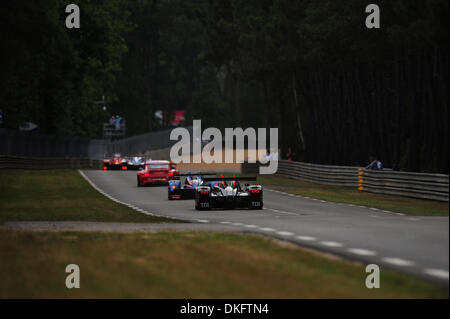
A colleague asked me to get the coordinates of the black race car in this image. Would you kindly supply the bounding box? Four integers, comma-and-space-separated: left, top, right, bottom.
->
194, 176, 263, 210
168, 173, 216, 200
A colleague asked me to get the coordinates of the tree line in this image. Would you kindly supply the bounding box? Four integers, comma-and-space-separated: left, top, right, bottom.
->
0, 0, 448, 172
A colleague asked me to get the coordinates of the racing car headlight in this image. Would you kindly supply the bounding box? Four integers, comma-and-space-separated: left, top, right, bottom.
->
172, 185, 176, 190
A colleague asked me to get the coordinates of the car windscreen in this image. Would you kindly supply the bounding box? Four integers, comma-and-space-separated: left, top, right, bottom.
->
147, 164, 170, 169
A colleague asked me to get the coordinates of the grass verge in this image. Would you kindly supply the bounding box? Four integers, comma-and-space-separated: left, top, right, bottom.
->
0, 170, 176, 223
0, 230, 447, 298
257, 175, 449, 216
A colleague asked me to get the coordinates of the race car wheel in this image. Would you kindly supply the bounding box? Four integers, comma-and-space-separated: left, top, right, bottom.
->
137, 177, 142, 187
195, 199, 201, 210
168, 189, 173, 200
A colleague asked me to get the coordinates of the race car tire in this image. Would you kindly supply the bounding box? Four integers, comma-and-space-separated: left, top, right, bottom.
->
195, 198, 207, 210
137, 177, 142, 187
195, 199, 201, 210
168, 189, 173, 200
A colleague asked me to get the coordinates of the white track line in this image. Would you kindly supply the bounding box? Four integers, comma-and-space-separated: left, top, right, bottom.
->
264, 208, 298, 216
382, 257, 415, 267
320, 241, 344, 247
295, 236, 316, 241
265, 188, 407, 217
78, 170, 158, 218
259, 227, 275, 232
424, 269, 449, 280
276, 231, 294, 236
347, 248, 377, 256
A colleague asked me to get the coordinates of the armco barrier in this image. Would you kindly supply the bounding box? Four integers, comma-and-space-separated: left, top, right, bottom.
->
276, 160, 449, 202
277, 160, 359, 187
358, 168, 449, 202
0, 156, 102, 170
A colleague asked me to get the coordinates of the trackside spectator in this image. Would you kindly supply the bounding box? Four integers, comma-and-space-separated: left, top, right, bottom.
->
272, 148, 280, 160
114, 115, 123, 130
366, 156, 383, 170
265, 149, 272, 162
286, 147, 297, 161
376, 159, 383, 170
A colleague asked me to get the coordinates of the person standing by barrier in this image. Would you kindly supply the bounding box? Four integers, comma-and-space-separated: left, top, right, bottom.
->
286, 147, 297, 161
366, 156, 383, 170
265, 149, 272, 162
376, 159, 383, 170
272, 148, 280, 161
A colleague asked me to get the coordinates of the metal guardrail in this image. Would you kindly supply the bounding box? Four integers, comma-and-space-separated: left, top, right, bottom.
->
358, 168, 449, 202
276, 160, 449, 202
0, 156, 102, 170
277, 160, 359, 187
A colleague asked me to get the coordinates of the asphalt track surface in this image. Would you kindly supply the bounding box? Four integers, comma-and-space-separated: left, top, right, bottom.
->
81, 170, 449, 285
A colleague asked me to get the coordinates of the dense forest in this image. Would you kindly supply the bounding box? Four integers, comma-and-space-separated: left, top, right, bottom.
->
0, 0, 448, 172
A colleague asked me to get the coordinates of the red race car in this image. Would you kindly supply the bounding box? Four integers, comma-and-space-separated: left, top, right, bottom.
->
137, 160, 178, 186
103, 153, 128, 171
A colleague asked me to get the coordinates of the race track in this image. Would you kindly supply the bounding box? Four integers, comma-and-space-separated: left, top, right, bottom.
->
81, 170, 449, 285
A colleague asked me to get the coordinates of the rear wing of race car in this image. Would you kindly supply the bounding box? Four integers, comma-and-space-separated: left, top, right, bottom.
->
173, 173, 217, 178
201, 176, 257, 182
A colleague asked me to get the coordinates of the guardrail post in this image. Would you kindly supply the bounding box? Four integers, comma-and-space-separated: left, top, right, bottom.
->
358, 168, 364, 191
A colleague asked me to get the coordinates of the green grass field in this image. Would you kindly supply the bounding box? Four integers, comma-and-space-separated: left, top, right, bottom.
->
257, 175, 449, 216
0, 170, 175, 223
0, 230, 447, 298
